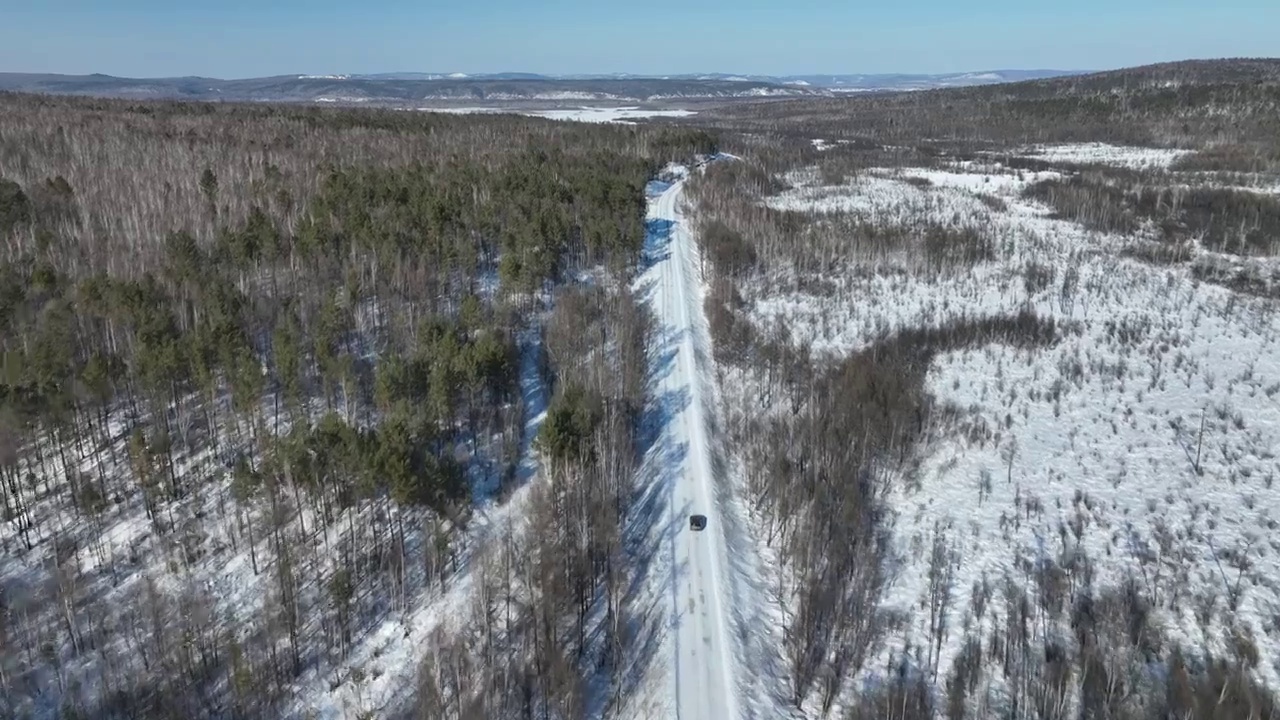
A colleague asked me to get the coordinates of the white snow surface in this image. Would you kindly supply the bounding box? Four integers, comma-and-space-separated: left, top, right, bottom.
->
420, 105, 696, 124
1015, 142, 1193, 169
741, 161, 1280, 705
618, 172, 785, 720
532, 106, 696, 123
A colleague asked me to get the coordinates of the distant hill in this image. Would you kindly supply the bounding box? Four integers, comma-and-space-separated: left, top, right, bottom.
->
0, 73, 815, 103
953, 57, 1280, 100
352, 69, 1084, 87
0, 69, 1085, 105
700, 58, 1280, 163
354, 70, 1087, 92
664, 70, 1086, 90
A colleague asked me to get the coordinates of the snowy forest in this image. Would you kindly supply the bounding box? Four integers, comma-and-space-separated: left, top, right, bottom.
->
5, 56, 1280, 720
0, 94, 713, 719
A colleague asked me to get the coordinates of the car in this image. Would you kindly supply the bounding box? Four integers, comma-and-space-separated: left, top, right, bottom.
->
689, 514, 707, 531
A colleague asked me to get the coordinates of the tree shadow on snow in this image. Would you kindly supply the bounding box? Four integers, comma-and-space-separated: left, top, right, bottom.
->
632, 276, 660, 308
608, 319, 697, 715
615, 420, 692, 715
640, 218, 675, 272
645, 180, 673, 198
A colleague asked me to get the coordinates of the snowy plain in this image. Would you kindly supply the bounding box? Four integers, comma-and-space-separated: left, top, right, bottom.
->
419, 106, 697, 124
725, 144, 1280, 711
1010, 142, 1193, 169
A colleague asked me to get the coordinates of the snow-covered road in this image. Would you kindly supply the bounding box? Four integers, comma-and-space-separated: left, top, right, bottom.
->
638, 174, 740, 720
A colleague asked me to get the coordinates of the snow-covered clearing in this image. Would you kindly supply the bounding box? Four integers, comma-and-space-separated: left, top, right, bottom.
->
533, 107, 696, 123
766, 163, 1061, 228
420, 106, 697, 124
1011, 142, 1193, 169
615, 169, 784, 720
736, 154, 1280, 705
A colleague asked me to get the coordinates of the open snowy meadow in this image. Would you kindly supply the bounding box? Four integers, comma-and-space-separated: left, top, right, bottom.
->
704, 142, 1280, 715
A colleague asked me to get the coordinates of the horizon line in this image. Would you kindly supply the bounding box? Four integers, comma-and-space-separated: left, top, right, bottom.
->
0, 67, 1103, 82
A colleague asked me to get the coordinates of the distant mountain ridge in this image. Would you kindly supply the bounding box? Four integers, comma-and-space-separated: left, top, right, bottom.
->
0, 73, 810, 103
348, 69, 1086, 90
0, 69, 1087, 104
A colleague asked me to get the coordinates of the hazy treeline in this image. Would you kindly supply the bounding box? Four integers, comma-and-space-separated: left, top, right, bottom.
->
684, 57, 1280, 301
0, 93, 713, 719
695, 59, 1280, 173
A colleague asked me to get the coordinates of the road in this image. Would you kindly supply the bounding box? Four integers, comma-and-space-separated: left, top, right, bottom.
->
643, 173, 740, 720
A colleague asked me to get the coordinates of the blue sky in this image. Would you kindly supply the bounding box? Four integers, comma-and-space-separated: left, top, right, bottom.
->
3, 0, 1278, 78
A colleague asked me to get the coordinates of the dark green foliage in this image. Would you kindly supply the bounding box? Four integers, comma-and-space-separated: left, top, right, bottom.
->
650, 127, 718, 161
308, 149, 653, 292
376, 410, 466, 515
230, 347, 265, 417
307, 412, 363, 504
0, 178, 31, 235
162, 230, 204, 285
272, 307, 306, 414
216, 205, 281, 267
230, 456, 261, 504
538, 383, 603, 463
328, 568, 353, 612
461, 331, 517, 399
199, 167, 218, 200
26, 175, 78, 229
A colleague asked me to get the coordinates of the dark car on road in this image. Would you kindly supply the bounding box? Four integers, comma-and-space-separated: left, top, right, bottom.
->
689, 514, 707, 531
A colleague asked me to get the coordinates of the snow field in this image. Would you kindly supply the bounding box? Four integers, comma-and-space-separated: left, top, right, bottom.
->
1011, 142, 1193, 169
732, 152, 1280, 708
419, 106, 697, 124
